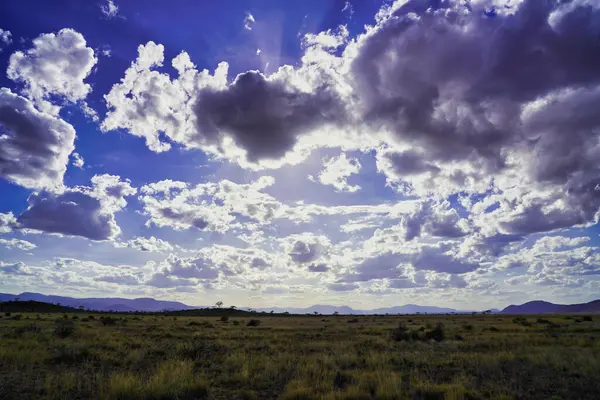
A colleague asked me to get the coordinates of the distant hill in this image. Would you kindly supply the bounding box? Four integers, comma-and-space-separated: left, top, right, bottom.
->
501, 299, 600, 314
0, 300, 80, 313
0, 291, 487, 314
0, 292, 195, 312
252, 304, 470, 315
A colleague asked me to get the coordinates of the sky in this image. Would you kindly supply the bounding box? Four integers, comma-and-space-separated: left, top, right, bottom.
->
0, 0, 599, 310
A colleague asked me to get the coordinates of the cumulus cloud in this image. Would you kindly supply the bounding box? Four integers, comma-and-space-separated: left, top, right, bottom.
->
0, 28, 12, 50
0, 238, 36, 251
0, 88, 76, 190
16, 174, 136, 240
102, 42, 228, 152
494, 235, 598, 278
99, 1, 600, 228
283, 233, 331, 265
314, 153, 361, 192
0, 261, 34, 276
139, 176, 281, 232
102, 40, 356, 168
71, 152, 84, 169
7, 28, 97, 114
244, 12, 255, 31
115, 236, 174, 253
303, 26, 349, 50
100, 0, 120, 18
0, 212, 17, 233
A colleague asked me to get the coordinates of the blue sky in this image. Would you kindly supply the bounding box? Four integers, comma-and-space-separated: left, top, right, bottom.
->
0, 0, 599, 310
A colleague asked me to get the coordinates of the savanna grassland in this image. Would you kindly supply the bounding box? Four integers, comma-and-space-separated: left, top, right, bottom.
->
1, 310, 599, 400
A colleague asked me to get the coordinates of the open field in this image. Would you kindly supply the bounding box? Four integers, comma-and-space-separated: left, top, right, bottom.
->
1, 312, 599, 399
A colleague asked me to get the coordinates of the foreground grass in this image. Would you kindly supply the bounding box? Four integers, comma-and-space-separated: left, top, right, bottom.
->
0, 313, 599, 399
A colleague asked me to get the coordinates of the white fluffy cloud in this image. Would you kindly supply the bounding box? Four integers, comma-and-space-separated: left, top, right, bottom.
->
115, 236, 174, 253
100, 0, 120, 18
0, 212, 17, 233
139, 176, 281, 232
314, 153, 361, 192
0, 28, 12, 50
71, 152, 84, 169
102, 42, 228, 152
244, 12, 255, 31
7, 28, 97, 114
0, 238, 36, 251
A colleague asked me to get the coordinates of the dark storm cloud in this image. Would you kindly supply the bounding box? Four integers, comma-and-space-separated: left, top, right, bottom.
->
193, 70, 347, 161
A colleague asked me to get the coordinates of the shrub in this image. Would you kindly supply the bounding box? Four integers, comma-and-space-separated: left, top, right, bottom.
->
391, 323, 420, 341
100, 316, 118, 326
489, 326, 500, 332
232, 320, 240, 326
537, 318, 551, 324
582, 316, 593, 322
54, 319, 77, 338
188, 320, 215, 328
512, 316, 531, 326
347, 318, 359, 323
88, 315, 95, 320
72, 315, 79, 320
220, 316, 229, 323
63, 314, 69, 319
333, 371, 355, 389
14, 324, 42, 337
425, 323, 446, 342
247, 319, 261, 327
462, 324, 474, 331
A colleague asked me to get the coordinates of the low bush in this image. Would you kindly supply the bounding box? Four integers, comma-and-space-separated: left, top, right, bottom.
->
391, 323, 446, 342
247, 319, 261, 327
100, 316, 118, 326
425, 323, 445, 342
220, 316, 229, 323
54, 319, 77, 338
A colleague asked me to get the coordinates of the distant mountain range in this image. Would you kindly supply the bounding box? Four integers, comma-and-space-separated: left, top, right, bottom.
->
0, 292, 597, 314
0, 292, 195, 312
252, 304, 474, 315
500, 299, 600, 314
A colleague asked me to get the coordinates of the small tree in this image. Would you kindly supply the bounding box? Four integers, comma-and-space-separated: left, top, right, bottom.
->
215, 301, 223, 309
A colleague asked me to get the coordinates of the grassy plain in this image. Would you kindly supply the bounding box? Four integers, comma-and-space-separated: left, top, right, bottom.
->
0, 312, 599, 399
